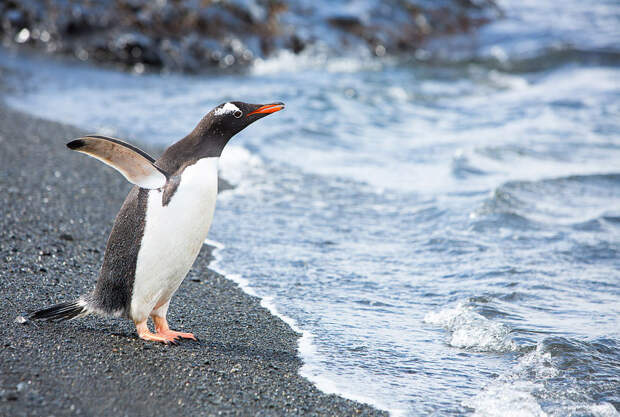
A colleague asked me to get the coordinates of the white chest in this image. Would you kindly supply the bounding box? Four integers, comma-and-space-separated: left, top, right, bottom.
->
130, 157, 219, 320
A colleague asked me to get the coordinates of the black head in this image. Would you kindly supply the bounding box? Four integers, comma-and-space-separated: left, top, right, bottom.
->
159, 101, 284, 171
194, 101, 285, 144
210, 101, 285, 135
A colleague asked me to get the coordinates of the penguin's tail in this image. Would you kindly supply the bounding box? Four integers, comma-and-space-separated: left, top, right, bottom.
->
29, 298, 90, 322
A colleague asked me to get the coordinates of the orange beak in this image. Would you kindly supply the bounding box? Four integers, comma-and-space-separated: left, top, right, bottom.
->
247, 103, 285, 116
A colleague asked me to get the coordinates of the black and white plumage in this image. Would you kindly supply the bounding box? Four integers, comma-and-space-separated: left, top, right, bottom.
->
30, 101, 285, 343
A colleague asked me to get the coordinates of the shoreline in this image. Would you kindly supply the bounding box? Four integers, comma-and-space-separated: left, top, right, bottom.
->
0, 103, 387, 416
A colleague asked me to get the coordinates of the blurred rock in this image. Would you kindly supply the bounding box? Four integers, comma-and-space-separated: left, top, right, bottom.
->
0, 0, 500, 72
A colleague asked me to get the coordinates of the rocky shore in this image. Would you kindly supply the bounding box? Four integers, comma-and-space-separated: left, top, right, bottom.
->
0, 103, 387, 416
0, 0, 500, 72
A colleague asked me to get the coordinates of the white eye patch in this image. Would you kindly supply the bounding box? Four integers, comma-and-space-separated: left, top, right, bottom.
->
213, 102, 241, 116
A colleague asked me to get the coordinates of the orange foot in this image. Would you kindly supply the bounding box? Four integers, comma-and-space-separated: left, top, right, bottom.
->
135, 319, 188, 345
152, 315, 198, 343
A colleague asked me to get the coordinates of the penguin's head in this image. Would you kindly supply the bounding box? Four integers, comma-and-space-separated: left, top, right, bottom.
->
207, 101, 285, 138
180, 101, 284, 159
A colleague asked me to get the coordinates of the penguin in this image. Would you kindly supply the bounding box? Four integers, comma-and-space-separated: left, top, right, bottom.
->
30, 101, 285, 344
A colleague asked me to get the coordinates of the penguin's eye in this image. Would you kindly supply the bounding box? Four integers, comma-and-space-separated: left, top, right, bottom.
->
233, 110, 243, 118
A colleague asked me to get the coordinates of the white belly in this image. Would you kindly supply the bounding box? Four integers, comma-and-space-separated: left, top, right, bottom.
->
130, 157, 218, 321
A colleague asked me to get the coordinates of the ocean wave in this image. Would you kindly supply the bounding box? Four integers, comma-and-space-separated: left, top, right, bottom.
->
424, 302, 517, 353
475, 174, 620, 227
464, 337, 620, 417
424, 44, 620, 75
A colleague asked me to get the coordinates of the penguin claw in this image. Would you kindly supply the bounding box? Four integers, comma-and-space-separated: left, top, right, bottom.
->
156, 329, 197, 342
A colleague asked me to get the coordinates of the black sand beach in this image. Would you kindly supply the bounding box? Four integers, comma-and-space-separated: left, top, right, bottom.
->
0, 104, 386, 416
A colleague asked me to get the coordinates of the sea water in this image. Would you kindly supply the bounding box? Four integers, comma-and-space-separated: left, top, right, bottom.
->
1, 0, 619, 415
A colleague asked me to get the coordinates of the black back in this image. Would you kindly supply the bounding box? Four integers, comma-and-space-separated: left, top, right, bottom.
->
91, 186, 148, 316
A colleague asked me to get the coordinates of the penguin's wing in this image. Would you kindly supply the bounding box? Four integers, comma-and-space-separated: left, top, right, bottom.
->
67, 135, 168, 189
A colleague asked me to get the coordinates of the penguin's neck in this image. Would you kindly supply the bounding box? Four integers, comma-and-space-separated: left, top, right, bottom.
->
158, 129, 231, 175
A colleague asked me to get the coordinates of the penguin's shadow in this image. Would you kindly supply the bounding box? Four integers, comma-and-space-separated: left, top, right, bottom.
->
23, 310, 298, 368
50, 319, 299, 364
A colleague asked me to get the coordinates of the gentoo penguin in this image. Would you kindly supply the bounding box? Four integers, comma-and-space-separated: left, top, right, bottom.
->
30, 101, 284, 344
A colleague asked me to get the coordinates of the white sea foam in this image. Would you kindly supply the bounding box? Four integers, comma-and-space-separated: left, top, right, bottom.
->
424, 303, 517, 353
465, 380, 548, 417
464, 348, 553, 417
203, 238, 224, 250
464, 343, 619, 417
251, 48, 383, 75
219, 145, 264, 187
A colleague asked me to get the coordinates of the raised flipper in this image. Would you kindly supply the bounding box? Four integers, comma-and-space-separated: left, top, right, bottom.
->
67, 135, 168, 189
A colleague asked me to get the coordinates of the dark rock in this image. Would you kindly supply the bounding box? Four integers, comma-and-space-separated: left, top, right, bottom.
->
287, 34, 306, 54
0, 0, 499, 72
0, 390, 18, 402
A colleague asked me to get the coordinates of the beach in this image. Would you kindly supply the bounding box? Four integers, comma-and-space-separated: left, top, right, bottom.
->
0, 103, 386, 416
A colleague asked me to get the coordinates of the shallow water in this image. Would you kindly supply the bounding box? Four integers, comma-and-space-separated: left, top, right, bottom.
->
2, 1, 619, 415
